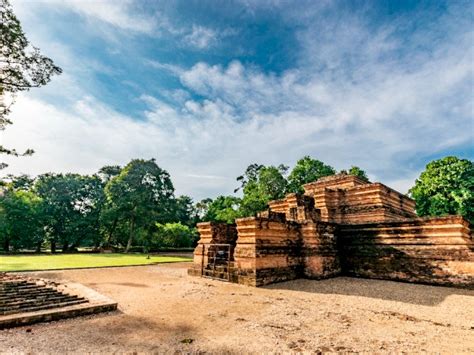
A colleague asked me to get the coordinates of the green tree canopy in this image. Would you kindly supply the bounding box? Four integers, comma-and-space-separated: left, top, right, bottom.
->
340, 166, 369, 182
149, 222, 198, 249
239, 164, 288, 217
287, 156, 336, 193
0, 189, 43, 252
35, 173, 104, 252
103, 159, 175, 252
409, 156, 474, 223
202, 195, 242, 224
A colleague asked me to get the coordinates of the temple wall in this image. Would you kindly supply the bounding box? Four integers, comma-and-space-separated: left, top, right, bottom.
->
234, 216, 301, 286
189, 174, 473, 288
308, 181, 417, 224
303, 175, 368, 193
188, 222, 237, 277
300, 221, 341, 278
338, 216, 474, 287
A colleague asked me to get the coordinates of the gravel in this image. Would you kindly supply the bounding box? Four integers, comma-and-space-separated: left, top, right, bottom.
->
1, 263, 473, 354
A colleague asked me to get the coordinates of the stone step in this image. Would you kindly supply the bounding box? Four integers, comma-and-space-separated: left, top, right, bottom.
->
0, 299, 88, 316
0, 288, 60, 300
0, 294, 84, 309
202, 270, 228, 280
0, 285, 43, 292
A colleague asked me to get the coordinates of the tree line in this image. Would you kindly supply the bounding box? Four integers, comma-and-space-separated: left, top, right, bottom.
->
1, 155, 472, 253
0, 156, 362, 253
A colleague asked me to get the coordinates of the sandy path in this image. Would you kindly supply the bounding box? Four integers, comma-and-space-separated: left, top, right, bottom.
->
1, 263, 473, 353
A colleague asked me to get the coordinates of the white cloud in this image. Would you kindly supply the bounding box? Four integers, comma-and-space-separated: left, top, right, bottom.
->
2, 1, 472, 201
184, 25, 218, 49
11, 0, 162, 35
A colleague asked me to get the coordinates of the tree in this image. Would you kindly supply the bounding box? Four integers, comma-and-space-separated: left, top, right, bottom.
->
409, 156, 474, 223
340, 166, 369, 182
1, 0, 62, 168
203, 196, 242, 224
103, 159, 175, 252
0, 189, 43, 252
287, 156, 336, 193
35, 173, 104, 252
239, 164, 288, 217
97, 165, 122, 183
149, 223, 198, 249
195, 198, 213, 220
172, 195, 198, 227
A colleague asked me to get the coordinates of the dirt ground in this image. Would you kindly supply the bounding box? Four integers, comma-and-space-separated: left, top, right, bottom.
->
1, 263, 473, 354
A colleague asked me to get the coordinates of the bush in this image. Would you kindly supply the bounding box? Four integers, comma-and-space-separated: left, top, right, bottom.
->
150, 223, 198, 249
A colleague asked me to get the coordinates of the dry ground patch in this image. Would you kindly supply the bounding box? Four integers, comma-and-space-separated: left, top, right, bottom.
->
1, 263, 473, 353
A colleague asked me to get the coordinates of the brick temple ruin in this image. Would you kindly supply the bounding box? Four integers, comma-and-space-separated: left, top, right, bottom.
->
188, 174, 473, 287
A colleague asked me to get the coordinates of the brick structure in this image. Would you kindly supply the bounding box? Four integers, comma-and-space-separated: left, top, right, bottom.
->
188, 174, 473, 287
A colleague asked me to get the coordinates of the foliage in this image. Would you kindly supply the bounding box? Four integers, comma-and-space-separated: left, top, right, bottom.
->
1, 0, 61, 167
149, 223, 198, 249
409, 156, 474, 223
103, 159, 175, 252
35, 173, 104, 252
287, 156, 336, 193
173, 195, 198, 227
339, 166, 369, 182
0, 189, 43, 252
202, 196, 241, 223
239, 164, 288, 217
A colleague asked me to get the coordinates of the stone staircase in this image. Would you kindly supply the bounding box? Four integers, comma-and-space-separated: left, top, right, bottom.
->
0, 277, 88, 316
202, 262, 236, 281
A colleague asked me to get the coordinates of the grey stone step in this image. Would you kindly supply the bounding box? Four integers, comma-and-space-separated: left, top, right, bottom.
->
0, 299, 89, 316
0, 288, 60, 300
0, 294, 84, 309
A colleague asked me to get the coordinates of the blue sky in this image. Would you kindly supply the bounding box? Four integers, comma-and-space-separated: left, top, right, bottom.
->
2, 0, 473, 200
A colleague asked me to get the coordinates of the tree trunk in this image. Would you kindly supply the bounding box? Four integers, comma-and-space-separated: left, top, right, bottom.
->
62, 242, 69, 253
35, 241, 42, 253
51, 240, 56, 254
125, 216, 135, 253
3, 238, 10, 253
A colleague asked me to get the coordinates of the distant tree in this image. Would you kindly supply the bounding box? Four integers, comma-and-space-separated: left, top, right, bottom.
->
287, 156, 336, 193
340, 166, 369, 182
2, 174, 35, 190
0, 189, 43, 252
103, 159, 175, 252
239, 164, 288, 217
195, 198, 213, 220
409, 156, 474, 223
149, 222, 198, 249
1, 0, 62, 168
173, 195, 198, 227
97, 165, 122, 183
203, 196, 242, 224
234, 163, 264, 193
35, 173, 104, 252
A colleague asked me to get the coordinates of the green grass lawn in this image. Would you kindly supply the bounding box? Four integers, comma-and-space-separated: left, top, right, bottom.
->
0, 253, 192, 272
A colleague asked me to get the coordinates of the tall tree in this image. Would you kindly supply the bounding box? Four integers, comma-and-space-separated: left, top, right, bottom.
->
287, 156, 336, 193
103, 159, 175, 252
1, 0, 62, 168
239, 164, 288, 217
0, 189, 43, 252
35, 173, 103, 252
409, 156, 474, 223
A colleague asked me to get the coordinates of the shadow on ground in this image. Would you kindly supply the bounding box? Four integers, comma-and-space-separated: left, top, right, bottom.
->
264, 276, 474, 306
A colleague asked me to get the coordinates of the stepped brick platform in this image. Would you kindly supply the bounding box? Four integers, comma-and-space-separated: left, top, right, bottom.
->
0, 273, 117, 328
189, 174, 474, 287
